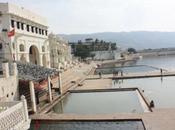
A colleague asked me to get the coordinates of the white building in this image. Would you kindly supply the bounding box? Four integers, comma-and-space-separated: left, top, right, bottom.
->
0, 3, 50, 67
49, 33, 72, 69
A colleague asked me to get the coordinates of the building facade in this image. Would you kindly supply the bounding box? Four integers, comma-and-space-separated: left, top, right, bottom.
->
0, 3, 50, 67
49, 33, 72, 69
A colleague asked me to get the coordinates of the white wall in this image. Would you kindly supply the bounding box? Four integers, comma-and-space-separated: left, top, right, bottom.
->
0, 75, 19, 102
92, 50, 121, 60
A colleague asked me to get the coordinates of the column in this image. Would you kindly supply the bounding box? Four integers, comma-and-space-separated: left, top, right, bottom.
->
2, 63, 9, 78
13, 63, 18, 76
26, 54, 30, 63
58, 63, 62, 94
47, 54, 51, 68
47, 76, 52, 102
58, 72, 62, 94
29, 81, 37, 113
21, 95, 29, 121
39, 54, 43, 66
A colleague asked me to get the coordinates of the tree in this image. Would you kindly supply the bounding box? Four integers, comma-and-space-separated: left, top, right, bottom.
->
78, 40, 82, 44
74, 45, 91, 59
127, 48, 137, 54
95, 38, 99, 43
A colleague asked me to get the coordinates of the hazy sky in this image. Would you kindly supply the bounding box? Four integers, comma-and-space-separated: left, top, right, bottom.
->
1, 0, 175, 34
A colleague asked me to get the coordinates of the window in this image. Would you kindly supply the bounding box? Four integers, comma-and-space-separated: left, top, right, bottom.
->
39, 28, 41, 34
42, 30, 44, 35
42, 46, 45, 52
21, 23, 24, 30
0, 43, 2, 50
31, 26, 34, 33
26, 25, 30, 32
45, 30, 48, 36
17, 21, 20, 29
11, 20, 15, 28
35, 27, 38, 34
19, 44, 25, 51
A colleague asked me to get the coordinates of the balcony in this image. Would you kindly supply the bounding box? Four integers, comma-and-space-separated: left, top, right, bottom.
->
0, 96, 31, 130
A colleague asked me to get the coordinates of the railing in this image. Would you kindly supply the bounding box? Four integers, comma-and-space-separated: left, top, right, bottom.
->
0, 96, 31, 130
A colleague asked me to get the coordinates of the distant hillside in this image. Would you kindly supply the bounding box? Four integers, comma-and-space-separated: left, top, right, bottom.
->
59, 31, 175, 50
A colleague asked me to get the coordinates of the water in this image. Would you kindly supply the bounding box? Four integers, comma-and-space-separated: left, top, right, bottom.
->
29, 120, 145, 130
52, 91, 144, 114
136, 55, 175, 70
95, 65, 158, 75
112, 76, 175, 108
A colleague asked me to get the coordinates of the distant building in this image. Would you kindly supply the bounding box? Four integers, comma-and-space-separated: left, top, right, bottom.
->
0, 3, 50, 67
70, 38, 121, 60
49, 33, 72, 69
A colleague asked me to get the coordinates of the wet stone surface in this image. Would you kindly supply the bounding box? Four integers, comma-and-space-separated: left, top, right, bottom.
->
29, 121, 145, 130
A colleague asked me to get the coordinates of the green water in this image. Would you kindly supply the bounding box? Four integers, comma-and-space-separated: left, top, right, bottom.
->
52, 91, 144, 114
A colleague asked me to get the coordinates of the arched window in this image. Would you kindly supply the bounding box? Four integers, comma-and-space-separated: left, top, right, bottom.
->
42, 46, 45, 52
19, 44, 25, 51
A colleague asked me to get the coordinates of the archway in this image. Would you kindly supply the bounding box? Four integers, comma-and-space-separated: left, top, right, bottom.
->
29, 45, 40, 65
42, 54, 47, 67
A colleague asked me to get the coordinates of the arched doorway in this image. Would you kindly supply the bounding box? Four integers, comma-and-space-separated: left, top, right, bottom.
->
42, 54, 47, 67
29, 45, 40, 65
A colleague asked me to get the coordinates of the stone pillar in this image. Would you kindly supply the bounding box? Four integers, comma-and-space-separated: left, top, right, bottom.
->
47, 76, 52, 102
26, 54, 30, 63
47, 54, 51, 68
2, 63, 9, 78
21, 95, 29, 121
29, 81, 37, 113
58, 64, 62, 94
39, 54, 43, 67
58, 72, 62, 94
13, 63, 18, 76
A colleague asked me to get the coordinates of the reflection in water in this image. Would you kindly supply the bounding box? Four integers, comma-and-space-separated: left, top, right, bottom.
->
112, 76, 175, 108
52, 91, 144, 114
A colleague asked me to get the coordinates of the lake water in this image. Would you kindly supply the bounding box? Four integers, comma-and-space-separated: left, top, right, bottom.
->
95, 65, 158, 75
136, 55, 175, 70
112, 76, 175, 108
52, 91, 144, 114
29, 120, 145, 130
97, 55, 175, 75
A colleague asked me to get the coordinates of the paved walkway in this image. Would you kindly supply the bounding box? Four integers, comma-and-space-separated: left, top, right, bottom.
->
76, 78, 112, 90
87, 71, 175, 80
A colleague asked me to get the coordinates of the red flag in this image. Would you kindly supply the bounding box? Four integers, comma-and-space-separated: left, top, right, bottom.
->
8, 29, 15, 37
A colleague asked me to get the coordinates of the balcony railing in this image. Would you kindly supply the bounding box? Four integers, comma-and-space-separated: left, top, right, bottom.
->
0, 96, 31, 130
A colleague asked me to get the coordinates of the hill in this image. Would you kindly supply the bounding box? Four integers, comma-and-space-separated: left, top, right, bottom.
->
59, 31, 175, 50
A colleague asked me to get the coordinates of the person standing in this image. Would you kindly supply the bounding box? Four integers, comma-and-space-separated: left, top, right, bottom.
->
160, 68, 163, 75
98, 72, 102, 78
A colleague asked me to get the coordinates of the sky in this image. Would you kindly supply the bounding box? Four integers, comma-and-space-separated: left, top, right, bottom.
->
1, 0, 175, 34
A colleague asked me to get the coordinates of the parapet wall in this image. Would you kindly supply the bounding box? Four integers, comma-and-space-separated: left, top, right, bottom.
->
0, 62, 19, 102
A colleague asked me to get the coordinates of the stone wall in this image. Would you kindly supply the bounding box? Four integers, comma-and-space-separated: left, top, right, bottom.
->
0, 63, 19, 102
91, 50, 121, 60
